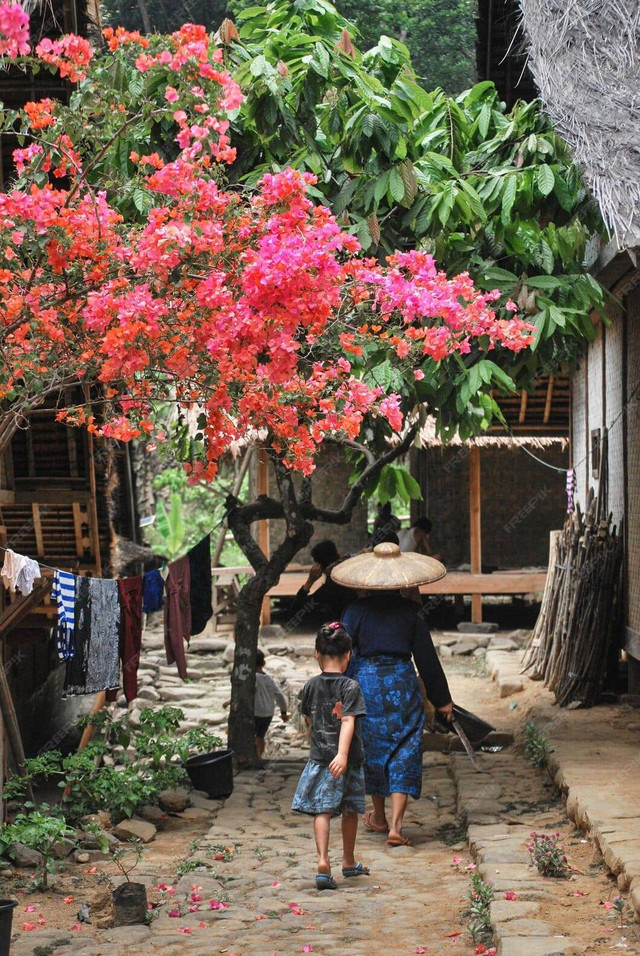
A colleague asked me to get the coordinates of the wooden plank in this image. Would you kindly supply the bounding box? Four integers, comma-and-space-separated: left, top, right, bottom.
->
86, 429, 102, 576
14, 489, 92, 505
543, 374, 554, 424
0, 581, 51, 636
72, 502, 85, 558
469, 445, 482, 623
32, 504, 44, 557
0, 491, 15, 505
518, 390, 528, 424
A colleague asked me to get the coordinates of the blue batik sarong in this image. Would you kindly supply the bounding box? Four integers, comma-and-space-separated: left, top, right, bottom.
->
355, 655, 425, 799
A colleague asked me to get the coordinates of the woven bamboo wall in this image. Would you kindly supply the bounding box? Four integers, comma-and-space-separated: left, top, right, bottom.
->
572, 356, 588, 503
625, 285, 640, 640
605, 307, 625, 527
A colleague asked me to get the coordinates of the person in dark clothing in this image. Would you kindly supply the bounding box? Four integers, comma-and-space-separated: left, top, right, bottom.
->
342, 587, 452, 847
288, 540, 352, 625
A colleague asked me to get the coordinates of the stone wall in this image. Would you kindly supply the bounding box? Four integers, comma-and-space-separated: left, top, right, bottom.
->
412, 444, 568, 569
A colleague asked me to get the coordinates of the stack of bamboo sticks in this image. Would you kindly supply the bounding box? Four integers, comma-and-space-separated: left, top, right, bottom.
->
523, 490, 622, 707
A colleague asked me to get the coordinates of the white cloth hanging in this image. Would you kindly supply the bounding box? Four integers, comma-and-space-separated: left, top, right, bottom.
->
1, 549, 42, 595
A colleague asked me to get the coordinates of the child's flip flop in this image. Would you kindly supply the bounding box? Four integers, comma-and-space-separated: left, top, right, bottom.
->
315, 873, 338, 890
342, 862, 370, 878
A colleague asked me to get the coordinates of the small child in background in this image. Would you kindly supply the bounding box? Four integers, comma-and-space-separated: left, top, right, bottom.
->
254, 649, 289, 758
292, 622, 369, 890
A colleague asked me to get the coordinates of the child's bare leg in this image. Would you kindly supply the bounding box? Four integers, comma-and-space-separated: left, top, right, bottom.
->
256, 736, 265, 758
341, 811, 358, 869
313, 813, 332, 874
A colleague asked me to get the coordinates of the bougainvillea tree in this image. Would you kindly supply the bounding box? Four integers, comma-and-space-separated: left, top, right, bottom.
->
0, 7, 534, 763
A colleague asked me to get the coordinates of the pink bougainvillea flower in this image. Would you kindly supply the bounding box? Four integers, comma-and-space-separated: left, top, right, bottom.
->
37, 915, 46, 926
301, 947, 313, 953
190, 893, 203, 902
445, 931, 463, 937
465, 863, 477, 870
451, 856, 462, 864
415, 947, 428, 954
177, 927, 191, 934
168, 908, 180, 917
188, 905, 199, 913
71, 924, 82, 932
255, 914, 268, 921
156, 882, 168, 890
190, 884, 203, 891
86, 867, 97, 874
504, 891, 517, 901
198, 921, 206, 928
63, 896, 74, 904
22, 922, 37, 931
24, 905, 36, 912
475, 947, 487, 955
271, 880, 281, 887
574, 890, 586, 897
603, 900, 614, 909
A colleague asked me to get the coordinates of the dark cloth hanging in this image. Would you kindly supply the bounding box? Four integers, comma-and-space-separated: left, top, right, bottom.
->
187, 535, 213, 636
64, 578, 120, 695
118, 577, 143, 702
164, 555, 191, 679
143, 569, 164, 614
64, 575, 90, 695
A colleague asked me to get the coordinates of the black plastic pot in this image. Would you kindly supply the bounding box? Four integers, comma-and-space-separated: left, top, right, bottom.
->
112, 882, 148, 926
184, 749, 234, 799
0, 899, 17, 955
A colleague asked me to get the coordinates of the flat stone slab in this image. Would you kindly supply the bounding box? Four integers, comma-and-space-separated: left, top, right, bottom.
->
490, 899, 540, 924
458, 621, 499, 633
495, 918, 557, 937
497, 937, 581, 956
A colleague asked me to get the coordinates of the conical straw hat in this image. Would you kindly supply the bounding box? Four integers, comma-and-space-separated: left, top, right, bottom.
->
330, 542, 447, 590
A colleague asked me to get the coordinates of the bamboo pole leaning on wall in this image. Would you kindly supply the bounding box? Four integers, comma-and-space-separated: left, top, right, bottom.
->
523, 490, 623, 707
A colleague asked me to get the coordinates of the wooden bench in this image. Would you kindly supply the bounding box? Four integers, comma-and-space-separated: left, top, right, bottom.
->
211, 566, 548, 626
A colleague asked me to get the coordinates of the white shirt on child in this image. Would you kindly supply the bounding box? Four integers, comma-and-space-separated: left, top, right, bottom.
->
254, 672, 288, 718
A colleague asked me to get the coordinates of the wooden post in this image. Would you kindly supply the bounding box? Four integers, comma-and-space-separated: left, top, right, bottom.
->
469, 445, 482, 624
257, 450, 271, 625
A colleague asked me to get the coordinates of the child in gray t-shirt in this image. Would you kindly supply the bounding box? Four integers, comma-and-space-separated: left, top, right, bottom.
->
292, 623, 369, 891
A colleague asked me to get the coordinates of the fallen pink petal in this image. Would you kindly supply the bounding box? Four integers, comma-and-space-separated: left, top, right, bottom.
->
71, 924, 82, 932
24, 905, 36, 913
504, 891, 517, 901
271, 881, 281, 887
177, 927, 191, 935
451, 857, 462, 865
415, 947, 428, 954
22, 922, 37, 931
603, 900, 615, 909
301, 947, 313, 954
168, 908, 180, 917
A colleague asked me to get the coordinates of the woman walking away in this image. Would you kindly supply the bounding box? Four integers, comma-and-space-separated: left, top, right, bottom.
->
333, 543, 453, 847
292, 623, 370, 890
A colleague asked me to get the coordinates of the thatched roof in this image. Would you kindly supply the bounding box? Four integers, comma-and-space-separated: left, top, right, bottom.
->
418, 418, 568, 449
518, 0, 640, 250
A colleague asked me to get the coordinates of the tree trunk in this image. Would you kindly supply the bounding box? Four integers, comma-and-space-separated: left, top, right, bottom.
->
228, 574, 266, 768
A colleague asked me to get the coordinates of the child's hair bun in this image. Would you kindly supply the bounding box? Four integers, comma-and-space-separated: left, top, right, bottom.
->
316, 621, 352, 656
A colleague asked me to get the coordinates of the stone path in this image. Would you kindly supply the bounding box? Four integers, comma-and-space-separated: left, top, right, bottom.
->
9, 626, 640, 955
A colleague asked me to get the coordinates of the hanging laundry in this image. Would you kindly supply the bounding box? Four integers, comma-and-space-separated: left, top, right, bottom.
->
188, 535, 213, 636
64, 576, 90, 694
164, 555, 191, 679
143, 568, 164, 614
64, 577, 120, 696
52, 569, 77, 661
118, 576, 143, 702
1, 549, 41, 595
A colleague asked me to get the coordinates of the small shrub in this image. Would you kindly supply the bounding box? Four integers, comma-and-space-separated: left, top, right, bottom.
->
0, 808, 76, 888
465, 872, 494, 944
524, 722, 553, 769
527, 831, 570, 878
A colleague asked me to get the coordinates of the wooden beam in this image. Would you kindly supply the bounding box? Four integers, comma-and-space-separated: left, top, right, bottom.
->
518, 390, 528, 424
86, 430, 102, 577
257, 449, 271, 625
469, 445, 482, 623
543, 374, 554, 424
0, 580, 51, 636
32, 504, 44, 556
0, 491, 15, 505
15, 489, 92, 505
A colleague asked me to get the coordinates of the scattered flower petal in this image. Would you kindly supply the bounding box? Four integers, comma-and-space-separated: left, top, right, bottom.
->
168, 908, 180, 917
63, 896, 75, 904
301, 947, 313, 954
415, 948, 428, 954
574, 890, 586, 897
24, 905, 36, 912
71, 924, 82, 932
451, 857, 462, 865
86, 866, 97, 874
445, 931, 463, 937
603, 901, 615, 910
504, 891, 517, 901
271, 880, 281, 887
22, 922, 37, 931
177, 927, 191, 934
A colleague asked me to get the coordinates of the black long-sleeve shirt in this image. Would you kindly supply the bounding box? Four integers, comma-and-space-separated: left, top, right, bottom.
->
341, 592, 452, 708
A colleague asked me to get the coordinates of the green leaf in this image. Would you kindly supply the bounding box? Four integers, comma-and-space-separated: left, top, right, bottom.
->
477, 101, 491, 138
523, 275, 563, 290
389, 167, 405, 204
536, 164, 554, 197
501, 175, 517, 225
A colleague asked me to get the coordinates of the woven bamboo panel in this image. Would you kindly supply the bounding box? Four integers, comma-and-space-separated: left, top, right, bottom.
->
625, 286, 640, 637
